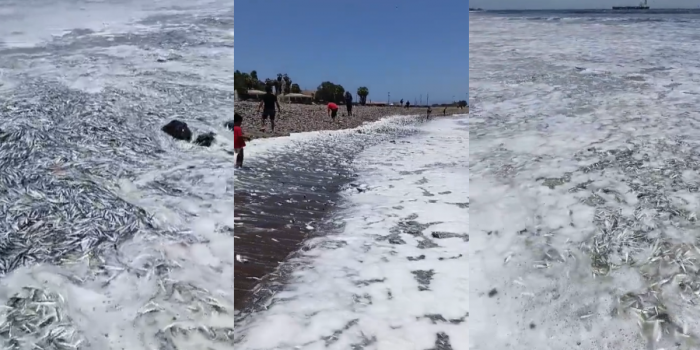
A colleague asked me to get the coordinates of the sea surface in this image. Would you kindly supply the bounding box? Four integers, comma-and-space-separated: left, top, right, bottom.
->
0, 1, 235, 349
234, 115, 469, 350
471, 10, 700, 350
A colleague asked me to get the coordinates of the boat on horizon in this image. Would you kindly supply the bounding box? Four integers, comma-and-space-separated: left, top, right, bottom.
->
469, 7, 483, 12
612, 0, 649, 10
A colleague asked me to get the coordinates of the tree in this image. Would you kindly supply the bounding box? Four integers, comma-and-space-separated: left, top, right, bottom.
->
357, 87, 369, 105
275, 74, 283, 95
283, 74, 292, 94
264, 78, 276, 92
291, 83, 301, 93
315, 81, 345, 103
234, 70, 251, 98
458, 100, 468, 108
246, 71, 266, 91
250, 70, 259, 85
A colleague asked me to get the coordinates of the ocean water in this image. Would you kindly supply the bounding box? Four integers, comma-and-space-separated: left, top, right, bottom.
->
471, 10, 700, 350
234, 115, 469, 350
0, 1, 235, 349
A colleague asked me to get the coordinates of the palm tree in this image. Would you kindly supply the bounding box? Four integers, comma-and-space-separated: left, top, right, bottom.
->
283, 74, 292, 94
276, 74, 283, 95
357, 87, 369, 105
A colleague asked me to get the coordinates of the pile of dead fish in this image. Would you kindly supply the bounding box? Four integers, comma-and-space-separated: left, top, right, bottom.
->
571, 140, 700, 343
0, 287, 83, 350
0, 83, 162, 276
0, 79, 232, 349
474, 106, 700, 346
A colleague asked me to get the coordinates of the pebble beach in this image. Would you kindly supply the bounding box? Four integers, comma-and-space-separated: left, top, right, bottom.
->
234, 100, 467, 138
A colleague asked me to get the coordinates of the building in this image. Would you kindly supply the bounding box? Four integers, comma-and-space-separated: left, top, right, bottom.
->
282, 93, 313, 104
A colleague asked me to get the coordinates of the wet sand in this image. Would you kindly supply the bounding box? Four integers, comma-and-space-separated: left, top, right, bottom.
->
233, 117, 425, 312
234, 100, 466, 139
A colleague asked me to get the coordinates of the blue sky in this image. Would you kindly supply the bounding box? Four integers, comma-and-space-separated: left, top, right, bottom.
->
236, 0, 468, 104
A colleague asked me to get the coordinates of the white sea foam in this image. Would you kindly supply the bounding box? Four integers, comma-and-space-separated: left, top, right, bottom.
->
235, 116, 468, 350
236, 114, 421, 162
0, 1, 236, 349
470, 13, 700, 350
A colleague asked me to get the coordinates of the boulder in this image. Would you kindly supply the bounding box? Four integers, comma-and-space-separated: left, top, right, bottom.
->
194, 132, 215, 147
162, 120, 192, 141
223, 120, 235, 130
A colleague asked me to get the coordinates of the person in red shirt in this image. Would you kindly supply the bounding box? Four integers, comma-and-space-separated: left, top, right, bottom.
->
327, 102, 339, 120
233, 113, 250, 168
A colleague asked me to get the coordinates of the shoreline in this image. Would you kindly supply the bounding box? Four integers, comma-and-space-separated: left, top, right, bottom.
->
233, 115, 428, 312
234, 116, 469, 348
233, 100, 467, 139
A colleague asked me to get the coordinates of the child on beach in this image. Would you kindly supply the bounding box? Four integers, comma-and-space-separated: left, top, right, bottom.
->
233, 113, 250, 168
327, 102, 339, 120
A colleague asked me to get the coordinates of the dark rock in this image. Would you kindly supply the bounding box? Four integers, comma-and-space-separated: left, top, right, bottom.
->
156, 52, 182, 62
407, 255, 426, 261
224, 120, 235, 130
194, 132, 215, 147
162, 120, 192, 141
488, 288, 498, 297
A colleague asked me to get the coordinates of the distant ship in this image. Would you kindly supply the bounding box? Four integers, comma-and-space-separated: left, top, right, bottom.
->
469, 7, 483, 12
612, 0, 649, 10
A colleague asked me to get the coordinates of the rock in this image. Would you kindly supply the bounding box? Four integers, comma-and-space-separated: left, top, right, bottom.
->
223, 120, 235, 130
156, 51, 182, 62
194, 132, 215, 147
162, 120, 192, 141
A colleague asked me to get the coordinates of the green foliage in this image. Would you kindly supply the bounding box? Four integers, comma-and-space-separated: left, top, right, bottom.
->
235, 70, 300, 98
234, 69, 267, 99
283, 74, 292, 94
356, 86, 369, 105
458, 100, 468, 108
315, 81, 345, 103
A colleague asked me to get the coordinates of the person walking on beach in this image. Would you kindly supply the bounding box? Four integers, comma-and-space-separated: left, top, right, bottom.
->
257, 85, 281, 133
327, 102, 339, 120
233, 113, 250, 168
443, 107, 447, 116
344, 91, 353, 116
427, 106, 432, 120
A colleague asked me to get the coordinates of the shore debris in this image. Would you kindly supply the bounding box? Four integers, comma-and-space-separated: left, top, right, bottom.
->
162, 120, 193, 141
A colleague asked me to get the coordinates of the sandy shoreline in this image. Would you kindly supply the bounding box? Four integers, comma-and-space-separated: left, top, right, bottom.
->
233, 100, 467, 139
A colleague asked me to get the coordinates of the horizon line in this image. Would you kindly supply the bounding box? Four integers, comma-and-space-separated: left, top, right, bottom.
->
472, 7, 700, 11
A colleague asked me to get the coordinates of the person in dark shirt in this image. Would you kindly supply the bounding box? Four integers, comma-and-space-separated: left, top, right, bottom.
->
257, 86, 281, 133
427, 106, 432, 120
344, 91, 353, 116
